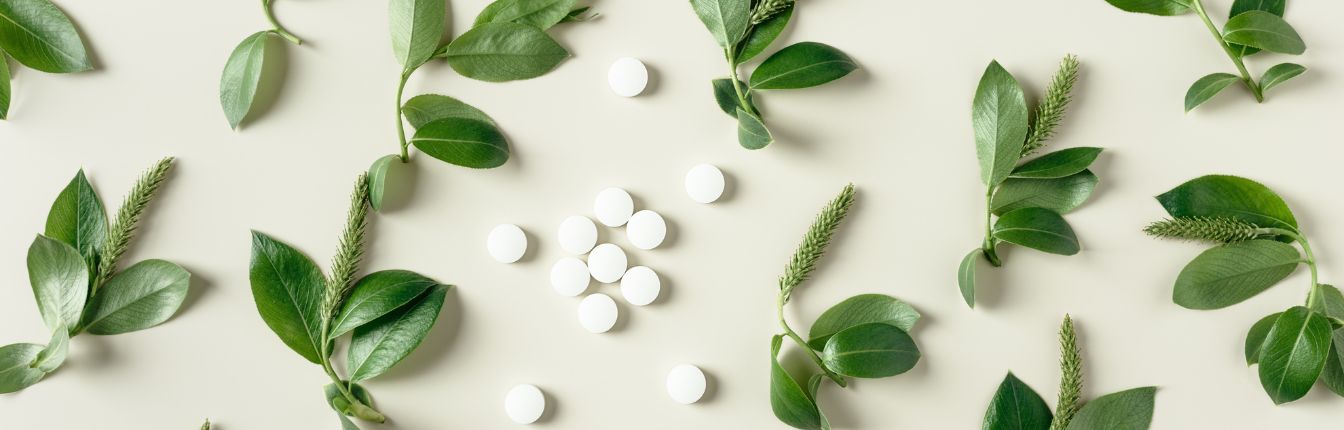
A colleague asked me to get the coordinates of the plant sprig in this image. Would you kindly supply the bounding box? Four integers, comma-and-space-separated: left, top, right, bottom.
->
218, 0, 305, 129
0, 0, 93, 120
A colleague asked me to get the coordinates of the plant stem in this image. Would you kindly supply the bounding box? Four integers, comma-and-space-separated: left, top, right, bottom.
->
724, 47, 758, 117
777, 291, 847, 387
1265, 228, 1322, 308
1190, 0, 1262, 101
981, 189, 1002, 266
262, 0, 302, 45
395, 69, 414, 162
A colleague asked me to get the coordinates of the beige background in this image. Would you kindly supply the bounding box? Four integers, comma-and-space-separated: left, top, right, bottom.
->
2, 0, 1342, 428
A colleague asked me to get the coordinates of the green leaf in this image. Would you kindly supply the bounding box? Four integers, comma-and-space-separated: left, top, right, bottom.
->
324, 380, 380, 426
401, 94, 496, 129
749, 42, 857, 90
1183, 73, 1240, 112
982, 373, 1052, 430
367, 154, 400, 212
80, 259, 190, 335
1172, 240, 1300, 309
410, 117, 510, 168
249, 231, 326, 364
1260, 63, 1305, 93
992, 207, 1079, 255
1010, 147, 1103, 179
1156, 175, 1298, 231
31, 327, 67, 373
735, 4, 791, 64
1103, 0, 1191, 15
1064, 387, 1157, 430
807, 294, 920, 350
736, 108, 772, 150
445, 22, 569, 82
1246, 312, 1282, 365
45, 169, 107, 266
1228, 0, 1286, 56
0, 50, 10, 119
820, 322, 920, 378
769, 335, 824, 430
973, 61, 1029, 187
1315, 285, 1344, 397
1258, 306, 1331, 404
473, 0, 577, 30
958, 249, 979, 308
348, 285, 448, 381
219, 31, 270, 129
559, 6, 595, 23
1224, 11, 1305, 55
712, 78, 753, 117
27, 234, 88, 333
991, 170, 1098, 216
330, 270, 438, 338
689, 0, 749, 48
0, 343, 46, 394
388, 0, 445, 69
0, 0, 90, 73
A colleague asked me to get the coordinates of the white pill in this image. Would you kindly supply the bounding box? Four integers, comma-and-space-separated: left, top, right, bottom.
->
504, 384, 546, 424
620, 266, 661, 306
685, 164, 725, 204
587, 243, 628, 283
557, 215, 598, 255
487, 224, 527, 263
550, 257, 591, 297
594, 188, 635, 227
578, 293, 618, 333
608, 57, 648, 97
626, 210, 667, 250
666, 364, 707, 404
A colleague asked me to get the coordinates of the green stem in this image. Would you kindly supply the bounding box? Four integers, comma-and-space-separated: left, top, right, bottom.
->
261, 0, 302, 45
317, 321, 384, 422
777, 291, 847, 387
981, 188, 1002, 267
395, 69, 413, 162
1264, 228, 1322, 308
724, 47, 758, 117
1190, 0, 1263, 102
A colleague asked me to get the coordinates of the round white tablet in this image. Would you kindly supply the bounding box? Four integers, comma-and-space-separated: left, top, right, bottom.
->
504, 384, 546, 424
593, 188, 634, 227
587, 243, 628, 283
557, 215, 598, 255
620, 266, 661, 306
685, 164, 725, 204
608, 57, 649, 97
550, 257, 591, 297
487, 224, 527, 263
666, 364, 707, 404
578, 293, 618, 333
626, 210, 667, 250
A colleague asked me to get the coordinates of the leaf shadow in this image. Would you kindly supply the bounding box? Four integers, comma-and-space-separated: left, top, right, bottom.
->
1080, 150, 1114, 208
240, 37, 293, 129
177, 264, 213, 317
370, 287, 463, 381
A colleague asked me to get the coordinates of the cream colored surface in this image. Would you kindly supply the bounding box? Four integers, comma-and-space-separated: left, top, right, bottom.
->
1, 0, 1342, 428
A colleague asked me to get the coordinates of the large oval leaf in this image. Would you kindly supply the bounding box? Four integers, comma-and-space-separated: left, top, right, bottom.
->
330, 270, 439, 338
689, 0, 749, 48
1103, 0, 1191, 15
820, 322, 919, 378
973, 61, 1028, 187
249, 231, 326, 364
807, 294, 920, 350
1173, 240, 1299, 310
45, 169, 106, 264
219, 31, 270, 130
1064, 387, 1157, 430
749, 42, 857, 90
388, 0, 444, 69
1183, 73, 1240, 113
1223, 10, 1305, 55
958, 249, 980, 308
445, 22, 569, 82
0, 343, 46, 394
991, 170, 1098, 216
1258, 306, 1331, 404
348, 284, 447, 381
1245, 312, 1281, 365
31, 327, 68, 373
473, 0, 576, 30
982, 372, 1052, 430
1156, 175, 1298, 231
992, 207, 1079, 255
410, 117, 510, 168
1228, 0, 1286, 56
735, 4, 791, 64
0, 0, 90, 73
27, 234, 88, 332
401, 94, 495, 129
769, 335, 824, 430
1260, 63, 1305, 93
1009, 147, 1102, 179
81, 259, 190, 335
736, 108, 772, 150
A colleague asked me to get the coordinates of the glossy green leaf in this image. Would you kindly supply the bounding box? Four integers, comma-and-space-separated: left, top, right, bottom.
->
973, 61, 1028, 187
1173, 240, 1299, 310
736, 108, 772, 150
712, 78, 753, 117
249, 231, 326, 364
807, 294, 920, 350
0, 343, 45, 394
1246, 312, 1281, 365
689, 0, 749, 48
991, 170, 1098, 215
1258, 306, 1331, 404
474, 0, 576, 30
331, 270, 439, 338
1228, 0, 1285, 56
735, 4, 791, 64
820, 322, 919, 378
367, 154, 400, 212
0, 0, 90, 73
410, 117, 510, 168
348, 285, 447, 381
992, 207, 1079, 255
445, 22, 569, 82
958, 249, 979, 308
0, 50, 10, 119
1010, 147, 1102, 179
1183, 73, 1240, 112
388, 0, 444, 69
31, 327, 67, 373
401, 94, 495, 129
1103, 0, 1191, 15
1156, 175, 1298, 231
749, 42, 857, 90
45, 169, 107, 265
1316, 285, 1344, 397
1260, 63, 1305, 93
81, 259, 190, 335
769, 335, 824, 430
219, 31, 270, 129
27, 234, 88, 332
982, 373, 1052, 430
1224, 11, 1305, 55
1064, 387, 1157, 430
559, 6, 594, 23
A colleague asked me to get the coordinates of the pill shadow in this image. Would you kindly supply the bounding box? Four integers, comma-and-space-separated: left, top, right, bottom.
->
536, 388, 560, 423
697, 368, 719, 404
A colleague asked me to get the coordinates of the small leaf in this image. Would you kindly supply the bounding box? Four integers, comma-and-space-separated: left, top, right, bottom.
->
249, 231, 326, 364
1103, 0, 1192, 16
689, 0, 750, 48
1064, 387, 1157, 430
0, 0, 91, 73
1260, 63, 1305, 93
1009, 147, 1103, 179
559, 6, 595, 23
808, 294, 919, 350
81, 259, 190, 335
1258, 306, 1331, 404
0, 343, 46, 394
982, 373, 1052, 430
1228, 0, 1286, 56
736, 108, 772, 150
348, 285, 448, 381
473, 0, 577, 30
367, 154, 401, 212
27, 234, 88, 333
1223, 11, 1305, 55
1316, 285, 1344, 396
958, 249, 979, 308
820, 322, 920, 378
410, 117, 510, 168
389, 0, 445, 69
992, 207, 1079, 255
749, 42, 857, 90
1184, 73, 1240, 112
445, 22, 569, 82
1245, 312, 1281, 365
0, 50, 10, 119
401, 94, 496, 129
331, 270, 438, 338
45, 169, 107, 265
711, 78, 753, 117
735, 4, 791, 64
31, 327, 68, 373
769, 335, 824, 430
991, 170, 1098, 216
1173, 240, 1300, 310
324, 380, 382, 426
973, 61, 1029, 187
1156, 175, 1298, 231
219, 31, 271, 129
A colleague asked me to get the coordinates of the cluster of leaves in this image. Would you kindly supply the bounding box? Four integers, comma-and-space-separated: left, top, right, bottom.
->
958, 56, 1100, 308
690, 0, 858, 150
368, 0, 593, 211
1104, 0, 1307, 112
982, 316, 1157, 430
218, 0, 305, 129
769, 185, 923, 430
249, 174, 451, 429
1146, 175, 1344, 404
1, 159, 188, 394
0, 0, 93, 119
